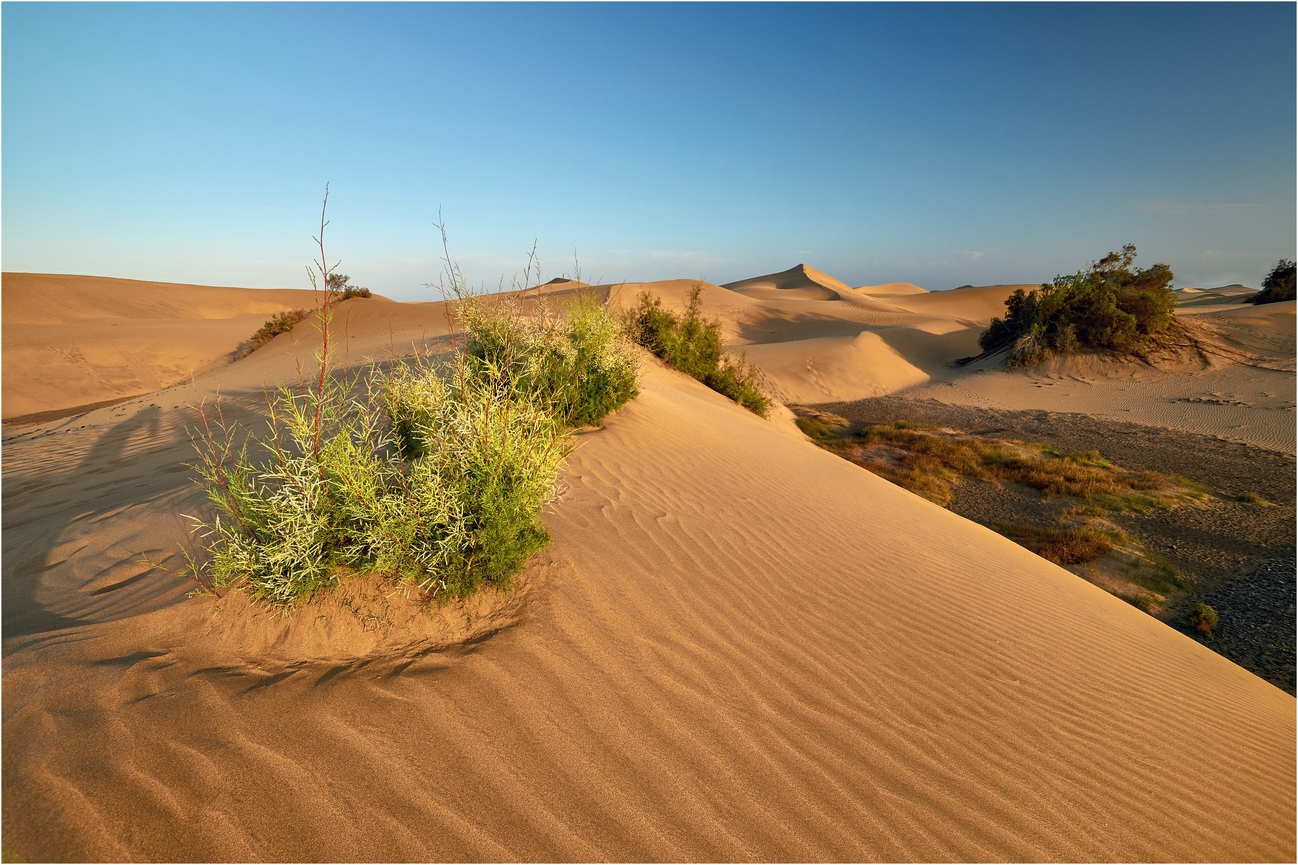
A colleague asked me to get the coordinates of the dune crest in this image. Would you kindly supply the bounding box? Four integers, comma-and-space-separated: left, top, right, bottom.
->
1, 273, 322, 420
723, 263, 855, 300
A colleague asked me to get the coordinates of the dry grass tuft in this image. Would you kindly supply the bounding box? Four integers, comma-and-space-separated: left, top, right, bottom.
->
990, 523, 1116, 565
792, 409, 1204, 511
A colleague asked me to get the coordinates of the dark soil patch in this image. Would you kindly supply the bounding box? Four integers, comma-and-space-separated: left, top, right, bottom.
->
817, 396, 1296, 694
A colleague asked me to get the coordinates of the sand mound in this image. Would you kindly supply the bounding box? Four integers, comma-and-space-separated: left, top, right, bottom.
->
722, 263, 855, 301
742, 331, 929, 403
2, 273, 320, 420
854, 281, 929, 295
885, 283, 1039, 322
2, 334, 1293, 860
1176, 284, 1259, 314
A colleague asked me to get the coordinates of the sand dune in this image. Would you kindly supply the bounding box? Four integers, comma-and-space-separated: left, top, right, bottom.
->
2, 273, 321, 420
2, 274, 1294, 861
854, 281, 929, 296
1175, 283, 1259, 314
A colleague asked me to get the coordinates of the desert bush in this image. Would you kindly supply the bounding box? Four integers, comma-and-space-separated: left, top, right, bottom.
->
246, 308, 311, 354
1251, 259, 1295, 305
326, 272, 373, 299
979, 244, 1177, 368
461, 292, 639, 429
1189, 602, 1219, 637
624, 285, 770, 415
185, 196, 637, 606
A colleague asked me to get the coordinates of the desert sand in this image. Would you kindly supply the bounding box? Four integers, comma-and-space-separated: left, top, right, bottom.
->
2, 271, 1294, 861
1, 273, 322, 421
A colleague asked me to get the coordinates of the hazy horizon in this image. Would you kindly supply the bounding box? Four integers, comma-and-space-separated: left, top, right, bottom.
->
4, 2, 1294, 300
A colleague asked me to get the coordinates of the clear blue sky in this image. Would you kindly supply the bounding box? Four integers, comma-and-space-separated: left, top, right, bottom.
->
4, 2, 1294, 299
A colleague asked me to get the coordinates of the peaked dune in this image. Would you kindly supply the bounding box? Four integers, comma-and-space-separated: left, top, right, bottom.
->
723, 263, 855, 300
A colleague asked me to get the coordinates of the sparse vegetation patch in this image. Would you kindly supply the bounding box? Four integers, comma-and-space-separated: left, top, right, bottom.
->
792, 406, 1208, 612
182, 197, 638, 607
326, 273, 373, 300
990, 523, 1116, 566
242, 308, 311, 356
978, 244, 1180, 368
1190, 602, 1219, 637
1250, 259, 1295, 305
792, 409, 1203, 511
623, 286, 770, 416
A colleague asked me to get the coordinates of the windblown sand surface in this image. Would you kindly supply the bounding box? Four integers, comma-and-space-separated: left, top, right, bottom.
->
1, 273, 322, 420
3, 272, 1294, 861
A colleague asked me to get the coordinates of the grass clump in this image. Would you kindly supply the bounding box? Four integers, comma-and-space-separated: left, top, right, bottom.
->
184, 193, 638, 606
1224, 490, 1270, 505
1250, 259, 1295, 305
793, 411, 1197, 511
990, 523, 1116, 565
979, 244, 1178, 368
623, 285, 770, 416
245, 308, 311, 355
1189, 602, 1219, 637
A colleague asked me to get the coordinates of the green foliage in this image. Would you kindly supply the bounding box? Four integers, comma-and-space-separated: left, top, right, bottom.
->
1189, 602, 1219, 637
246, 308, 311, 355
979, 244, 1177, 368
462, 292, 640, 429
624, 285, 771, 416
188, 293, 637, 606
1251, 259, 1295, 305
326, 273, 373, 299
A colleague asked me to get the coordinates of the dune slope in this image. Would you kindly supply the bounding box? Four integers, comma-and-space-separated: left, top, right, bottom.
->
2, 336, 1293, 861
1, 273, 321, 420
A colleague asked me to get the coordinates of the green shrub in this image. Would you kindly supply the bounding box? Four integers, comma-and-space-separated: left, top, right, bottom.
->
624, 285, 771, 416
326, 272, 373, 299
245, 308, 311, 354
188, 287, 636, 606
1189, 602, 1219, 637
979, 244, 1177, 368
462, 292, 639, 429
1251, 259, 1295, 305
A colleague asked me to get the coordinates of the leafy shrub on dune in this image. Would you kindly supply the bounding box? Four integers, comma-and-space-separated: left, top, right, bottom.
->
623, 285, 770, 416
1250, 259, 1295, 305
463, 292, 639, 429
326, 272, 373, 299
243, 308, 311, 356
979, 244, 1177, 368
189, 284, 637, 606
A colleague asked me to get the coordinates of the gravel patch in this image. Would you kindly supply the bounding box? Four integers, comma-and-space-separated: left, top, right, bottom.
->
818, 395, 1296, 694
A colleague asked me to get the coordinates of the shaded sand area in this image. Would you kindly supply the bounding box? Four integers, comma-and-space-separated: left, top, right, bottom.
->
3, 274, 1295, 860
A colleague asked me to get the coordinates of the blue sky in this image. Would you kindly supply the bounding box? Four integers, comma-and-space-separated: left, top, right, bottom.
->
3, 2, 1294, 299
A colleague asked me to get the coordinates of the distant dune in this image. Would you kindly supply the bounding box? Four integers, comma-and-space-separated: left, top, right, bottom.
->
1, 271, 1293, 861
2, 273, 322, 420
